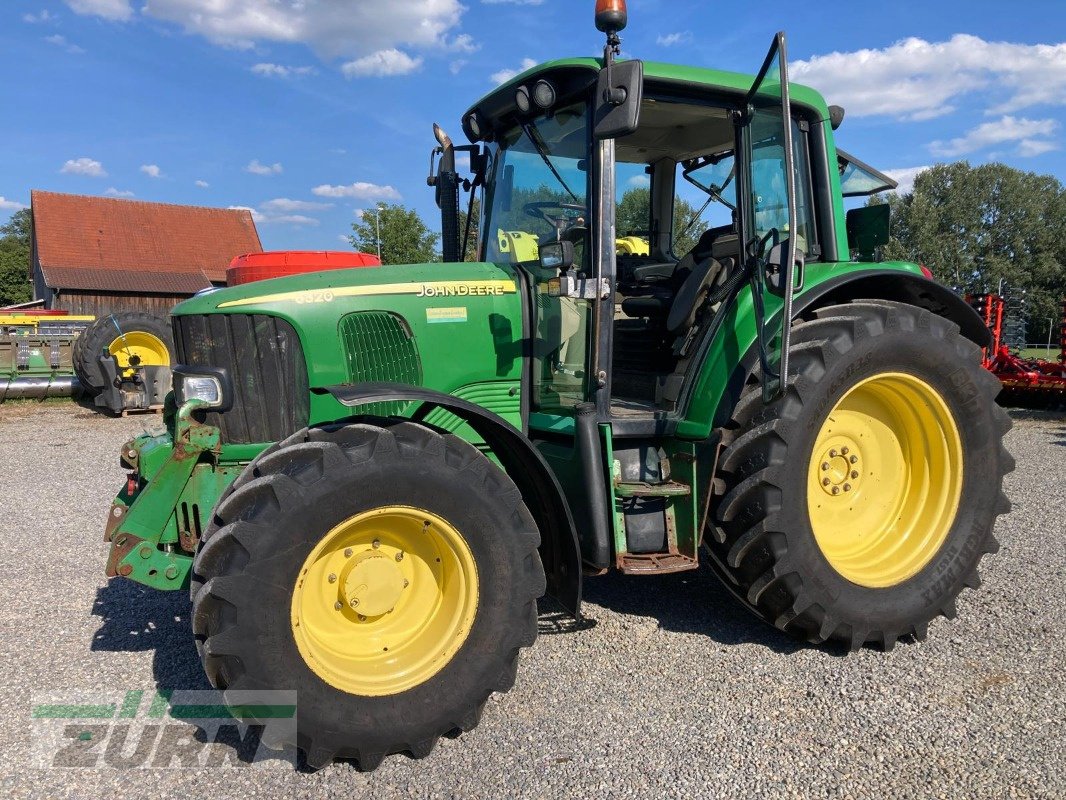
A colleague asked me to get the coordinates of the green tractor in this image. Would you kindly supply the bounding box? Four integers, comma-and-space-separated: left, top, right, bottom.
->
103, 2, 1012, 770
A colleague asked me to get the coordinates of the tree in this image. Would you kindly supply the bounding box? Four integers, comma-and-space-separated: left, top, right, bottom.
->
350, 203, 440, 265
616, 187, 710, 257
874, 162, 1066, 342
0, 208, 32, 307
458, 196, 481, 262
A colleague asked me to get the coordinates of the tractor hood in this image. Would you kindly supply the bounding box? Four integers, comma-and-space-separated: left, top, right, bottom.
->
172, 260, 520, 318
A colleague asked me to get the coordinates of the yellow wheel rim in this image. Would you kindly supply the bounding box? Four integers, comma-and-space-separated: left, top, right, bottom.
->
107, 332, 170, 376
291, 506, 479, 696
806, 372, 963, 588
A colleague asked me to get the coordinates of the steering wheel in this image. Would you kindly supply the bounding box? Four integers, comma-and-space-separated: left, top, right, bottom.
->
523, 201, 588, 243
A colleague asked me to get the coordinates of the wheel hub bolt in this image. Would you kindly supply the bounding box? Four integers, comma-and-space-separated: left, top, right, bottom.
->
403, 579, 410, 588
841, 447, 849, 456
832, 486, 841, 495
822, 477, 831, 486
344, 548, 353, 558
850, 470, 859, 479
849, 455, 858, 464
350, 598, 359, 608
395, 551, 404, 562
843, 483, 852, 492
328, 573, 337, 583
821, 462, 830, 471
829, 449, 838, 458
372, 539, 381, 549
334, 601, 343, 610
358, 614, 367, 622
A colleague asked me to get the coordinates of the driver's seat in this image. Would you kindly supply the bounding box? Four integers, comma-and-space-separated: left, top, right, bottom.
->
666, 254, 732, 333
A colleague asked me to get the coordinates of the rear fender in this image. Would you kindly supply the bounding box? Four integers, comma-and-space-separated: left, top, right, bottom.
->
318, 382, 583, 618
709, 270, 991, 431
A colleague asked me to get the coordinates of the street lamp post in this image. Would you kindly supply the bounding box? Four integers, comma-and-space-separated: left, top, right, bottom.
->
373, 205, 383, 263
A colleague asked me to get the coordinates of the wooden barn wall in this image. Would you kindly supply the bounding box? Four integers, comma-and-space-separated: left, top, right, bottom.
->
50, 289, 191, 318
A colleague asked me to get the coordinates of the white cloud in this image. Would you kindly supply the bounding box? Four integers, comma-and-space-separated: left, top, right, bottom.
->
92, 0, 467, 60
104, 187, 135, 197
261, 198, 333, 213
140, 164, 163, 178
626, 175, 651, 189
450, 59, 468, 75
44, 34, 85, 54
60, 157, 107, 177
23, 10, 55, 23
195, 179, 209, 188
338, 234, 353, 243
1017, 139, 1059, 157
792, 35, 1066, 121
65, 0, 132, 22
312, 182, 402, 200
341, 49, 423, 78
881, 166, 931, 196
481, 0, 544, 4
228, 205, 264, 223
929, 116, 1058, 157
491, 57, 537, 85
245, 159, 283, 176
656, 32, 692, 47
0, 197, 28, 211
251, 63, 316, 78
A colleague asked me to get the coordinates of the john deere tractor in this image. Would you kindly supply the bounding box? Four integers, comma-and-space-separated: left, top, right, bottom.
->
103, 2, 1012, 770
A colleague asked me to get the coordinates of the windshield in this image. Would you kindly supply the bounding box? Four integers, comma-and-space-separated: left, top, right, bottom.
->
482, 102, 591, 265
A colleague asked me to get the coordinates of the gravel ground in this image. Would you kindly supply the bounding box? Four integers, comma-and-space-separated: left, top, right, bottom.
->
1, 403, 1064, 799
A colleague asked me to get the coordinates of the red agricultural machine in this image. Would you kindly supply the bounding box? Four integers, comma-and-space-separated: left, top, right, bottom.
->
969, 293, 1066, 409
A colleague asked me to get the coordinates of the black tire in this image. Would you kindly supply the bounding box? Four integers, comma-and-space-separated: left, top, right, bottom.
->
708, 301, 1013, 651
73, 311, 173, 395
190, 420, 545, 770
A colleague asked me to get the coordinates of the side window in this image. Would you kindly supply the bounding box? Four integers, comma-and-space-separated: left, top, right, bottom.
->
674, 155, 737, 258
750, 118, 817, 258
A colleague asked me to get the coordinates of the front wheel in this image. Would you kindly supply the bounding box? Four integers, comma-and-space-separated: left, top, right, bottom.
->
708, 301, 1013, 650
190, 421, 545, 769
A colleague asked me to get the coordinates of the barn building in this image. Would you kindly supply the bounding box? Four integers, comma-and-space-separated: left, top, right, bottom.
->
29, 190, 262, 316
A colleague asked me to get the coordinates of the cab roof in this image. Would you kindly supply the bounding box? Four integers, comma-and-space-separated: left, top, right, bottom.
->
465, 56, 832, 128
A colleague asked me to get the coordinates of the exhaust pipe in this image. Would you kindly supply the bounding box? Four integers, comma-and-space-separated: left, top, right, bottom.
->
0, 376, 81, 401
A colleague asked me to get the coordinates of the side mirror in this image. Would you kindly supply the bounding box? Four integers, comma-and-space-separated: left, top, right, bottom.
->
539, 240, 575, 271
765, 238, 804, 296
594, 59, 643, 139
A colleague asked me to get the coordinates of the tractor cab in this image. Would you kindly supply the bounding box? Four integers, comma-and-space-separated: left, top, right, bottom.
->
428, 8, 816, 571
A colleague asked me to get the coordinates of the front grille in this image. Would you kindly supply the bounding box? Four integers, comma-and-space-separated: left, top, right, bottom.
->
173, 314, 309, 443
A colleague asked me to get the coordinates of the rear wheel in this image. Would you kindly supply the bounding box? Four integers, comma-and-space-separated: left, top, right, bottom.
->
73, 312, 172, 394
708, 301, 1013, 650
190, 421, 544, 770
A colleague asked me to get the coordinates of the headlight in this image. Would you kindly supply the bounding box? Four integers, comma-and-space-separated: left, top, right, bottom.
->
173, 366, 233, 411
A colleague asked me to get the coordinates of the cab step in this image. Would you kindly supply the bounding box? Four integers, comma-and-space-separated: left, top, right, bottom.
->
617, 551, 698, 575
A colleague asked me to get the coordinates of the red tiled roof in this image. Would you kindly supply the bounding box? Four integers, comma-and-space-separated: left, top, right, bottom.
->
31, 190, 262, 293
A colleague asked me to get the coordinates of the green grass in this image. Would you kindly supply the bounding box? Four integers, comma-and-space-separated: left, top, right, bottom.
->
1018, 347, 1063, 361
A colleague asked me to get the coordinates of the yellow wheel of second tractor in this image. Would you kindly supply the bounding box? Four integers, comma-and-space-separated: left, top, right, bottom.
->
708, 301, 1012, 651
107, 330, 171, 377
73, 311, 174, 394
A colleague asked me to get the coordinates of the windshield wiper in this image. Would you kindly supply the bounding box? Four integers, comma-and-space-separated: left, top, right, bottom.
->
521, 120, 581, 203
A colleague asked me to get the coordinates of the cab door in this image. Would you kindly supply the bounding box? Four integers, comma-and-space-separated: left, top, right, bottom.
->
739, 32, 800, 401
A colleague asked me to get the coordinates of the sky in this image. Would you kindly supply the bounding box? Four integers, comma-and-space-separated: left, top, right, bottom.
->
2, 0, 1065, 252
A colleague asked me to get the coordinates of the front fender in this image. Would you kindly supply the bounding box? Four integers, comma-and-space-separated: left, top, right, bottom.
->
317, 382, 583, 618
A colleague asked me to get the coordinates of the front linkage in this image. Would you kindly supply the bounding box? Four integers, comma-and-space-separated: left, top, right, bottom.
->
104, 399, 244, 590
